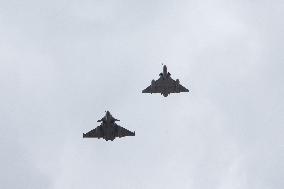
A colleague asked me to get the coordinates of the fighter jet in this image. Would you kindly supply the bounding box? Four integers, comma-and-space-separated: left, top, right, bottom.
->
142, 65, 189, 97
83, 111, 135, 141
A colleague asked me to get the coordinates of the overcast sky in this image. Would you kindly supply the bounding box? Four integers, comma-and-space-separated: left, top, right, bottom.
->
0, 0, 283, 189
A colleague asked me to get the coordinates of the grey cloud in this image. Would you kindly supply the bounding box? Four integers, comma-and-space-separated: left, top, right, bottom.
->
0, 0, 283, 189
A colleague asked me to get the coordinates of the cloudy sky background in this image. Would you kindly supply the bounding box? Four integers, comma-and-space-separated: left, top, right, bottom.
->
0, 0, 283, 188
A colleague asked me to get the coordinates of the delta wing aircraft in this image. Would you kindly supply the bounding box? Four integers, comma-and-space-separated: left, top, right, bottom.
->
142, 65, 189, 97
83, 111, 135, 141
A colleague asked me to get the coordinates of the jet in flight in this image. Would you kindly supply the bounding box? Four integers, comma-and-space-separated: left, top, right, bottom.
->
83, 111, 135, 141
142, 65, 189, 97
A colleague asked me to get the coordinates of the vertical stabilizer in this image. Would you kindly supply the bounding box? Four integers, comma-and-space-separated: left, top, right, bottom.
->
163, 65, 167, 77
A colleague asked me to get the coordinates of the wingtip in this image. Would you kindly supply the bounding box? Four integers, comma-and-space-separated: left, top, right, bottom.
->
142, 89, 147, 93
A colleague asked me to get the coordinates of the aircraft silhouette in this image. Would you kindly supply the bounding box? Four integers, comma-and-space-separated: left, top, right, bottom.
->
142, 65, 189, 97
83, 111, 135, 141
